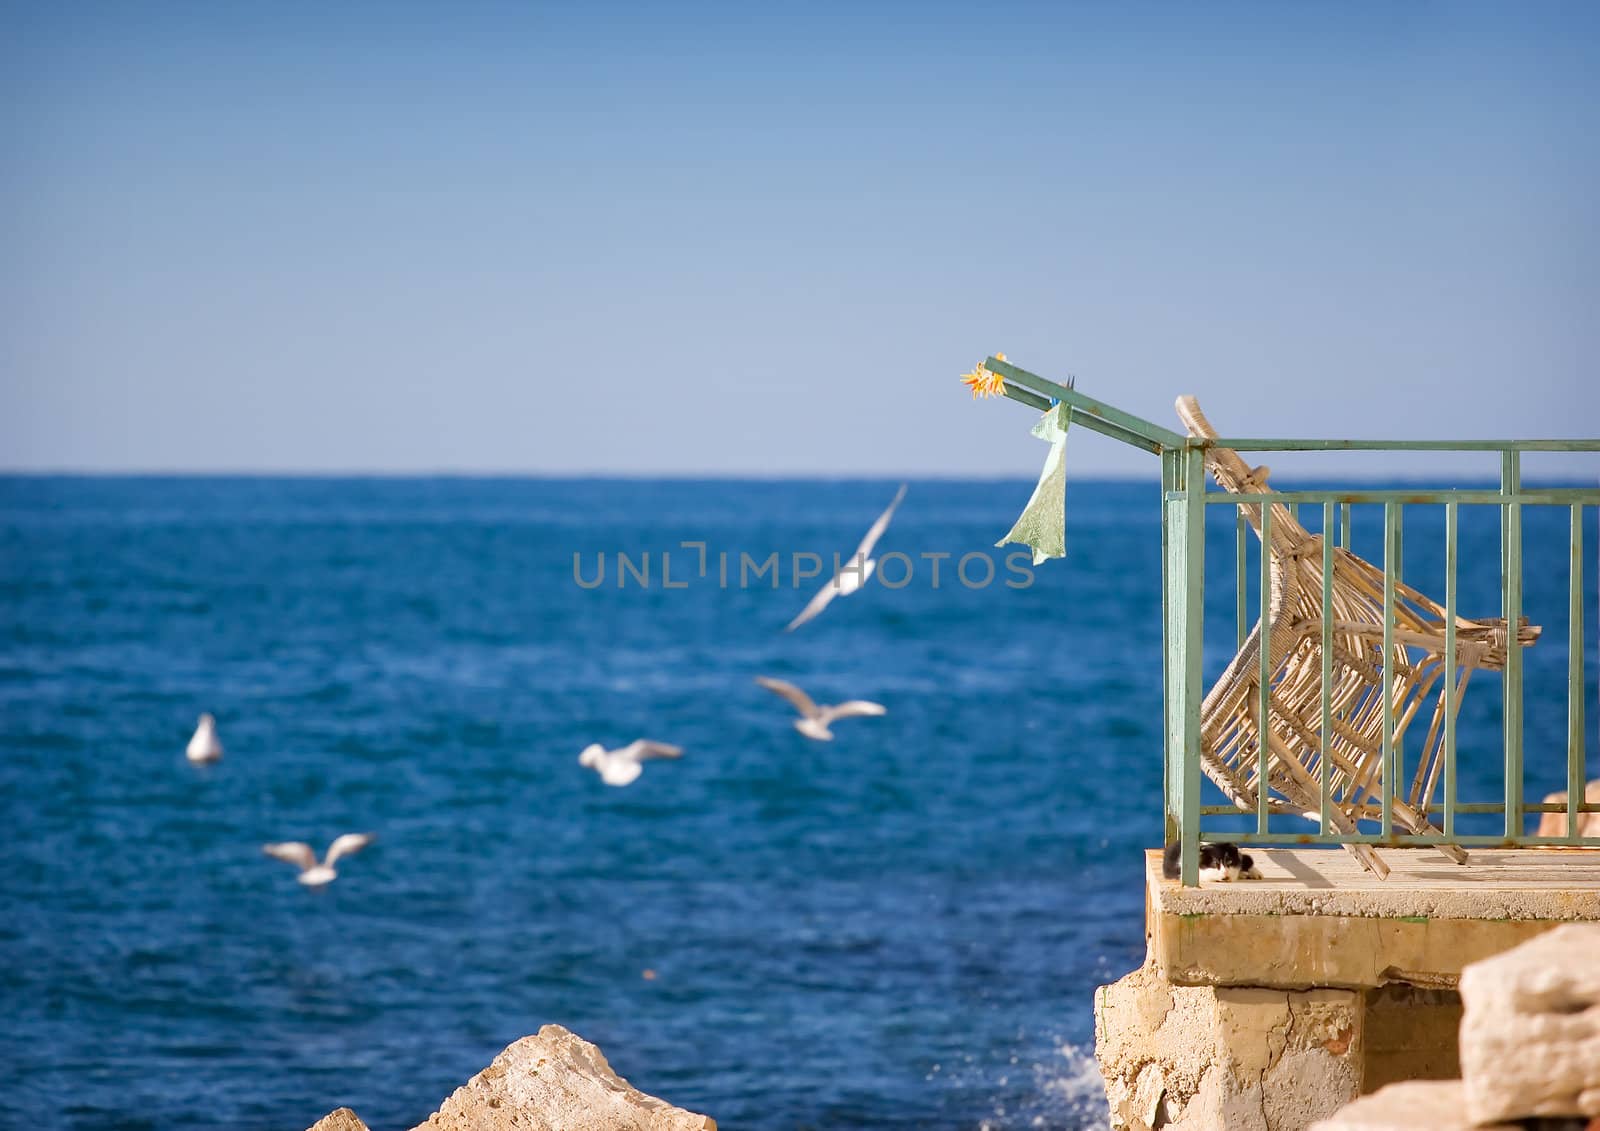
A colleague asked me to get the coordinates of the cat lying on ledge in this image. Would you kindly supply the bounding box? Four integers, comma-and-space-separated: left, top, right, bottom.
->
1162, 841, 1263, 882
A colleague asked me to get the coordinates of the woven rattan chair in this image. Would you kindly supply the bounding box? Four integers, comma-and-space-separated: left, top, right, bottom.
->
1176, 397, 1540, 878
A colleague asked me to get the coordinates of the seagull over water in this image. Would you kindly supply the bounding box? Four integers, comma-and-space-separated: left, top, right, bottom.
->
785, 483, 907, 632
578, 739, 684, 786
262, 834, 375, 887
756, 676, 887, 741
186, 713, 224, 764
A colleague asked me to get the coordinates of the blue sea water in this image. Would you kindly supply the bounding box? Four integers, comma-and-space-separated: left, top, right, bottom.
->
0, 477, 1590, 1130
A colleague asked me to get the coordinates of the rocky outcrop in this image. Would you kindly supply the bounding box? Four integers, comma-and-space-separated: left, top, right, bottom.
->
1459, 923, 1600, 1124
411, 1025, 716, 1131
1095, 958, 1363, 1130
1534, 779, 1600, 837
304, 1027, 714, 1131
1306, 1081, 1518, 1130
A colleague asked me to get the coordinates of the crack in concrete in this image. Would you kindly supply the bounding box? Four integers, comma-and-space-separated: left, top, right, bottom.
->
1259, 993, 1298, 1130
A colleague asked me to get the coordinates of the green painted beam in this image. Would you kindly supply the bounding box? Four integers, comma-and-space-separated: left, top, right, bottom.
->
1222, 832, 1600, 846
1000, 386, 1052, 412
985, 357, 1190, 451
1190, 489, 1599, 506
1203, 438, 1600, 452
1199, 801, 1600, 815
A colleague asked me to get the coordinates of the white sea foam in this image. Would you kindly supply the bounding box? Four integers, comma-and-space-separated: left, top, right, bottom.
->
1028, 1040, 1110, 1128
942, 1032, 1109, 1130
999, 1039, 1107, 1130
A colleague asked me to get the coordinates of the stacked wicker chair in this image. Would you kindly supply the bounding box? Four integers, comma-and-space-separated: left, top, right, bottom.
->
1176, 397, 1540, 878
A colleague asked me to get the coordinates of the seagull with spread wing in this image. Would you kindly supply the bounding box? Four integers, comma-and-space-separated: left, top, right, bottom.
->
578, 739, 684, 786
785, 483, 907, 632
756, 676, 887, 741
262, 833, 375, 887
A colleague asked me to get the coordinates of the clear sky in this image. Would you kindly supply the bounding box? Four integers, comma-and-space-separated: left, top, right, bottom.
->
3, 1, 1597, 476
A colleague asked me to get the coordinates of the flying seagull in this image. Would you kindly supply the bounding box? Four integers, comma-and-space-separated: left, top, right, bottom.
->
785, 483, 907, 632
186, 713, 224, 764
262, 834, 375, 887
755, 676, 887, 741
579, 739, 684, 787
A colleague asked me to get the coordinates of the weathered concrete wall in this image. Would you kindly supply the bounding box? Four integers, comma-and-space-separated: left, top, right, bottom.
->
1096, 959, 1363, 1131
1358, 985, 1461, 1095
1097, 966, 1472, 1130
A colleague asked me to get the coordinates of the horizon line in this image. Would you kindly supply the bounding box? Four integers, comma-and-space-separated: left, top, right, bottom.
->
0, 469, 1592, 485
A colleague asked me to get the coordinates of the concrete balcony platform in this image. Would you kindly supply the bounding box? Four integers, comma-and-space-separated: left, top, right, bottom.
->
1146, 848, 1600, 991
1096, 850, 1600, 1129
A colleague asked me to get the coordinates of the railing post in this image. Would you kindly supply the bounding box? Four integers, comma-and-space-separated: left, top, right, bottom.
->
1165, 444, 1206, 885
1570, 503, 1586, 837
1445, 501, 1459, 841
1502, 452, 1524, 840
1258, 502, 1273, 834
1321, 502, 1335, 835
1236, 511, 1248, 649
1382, 502, 1399, 839
1161, 448, 1174, 848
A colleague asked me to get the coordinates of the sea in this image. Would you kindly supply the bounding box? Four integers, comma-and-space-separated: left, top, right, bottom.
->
1, 476, 1590, 1130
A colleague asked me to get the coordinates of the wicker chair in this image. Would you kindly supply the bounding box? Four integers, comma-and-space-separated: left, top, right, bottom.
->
1176, 397, 1540, 878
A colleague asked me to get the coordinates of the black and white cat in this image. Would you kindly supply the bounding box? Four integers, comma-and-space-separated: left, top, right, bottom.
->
1162, 841, 1263, 882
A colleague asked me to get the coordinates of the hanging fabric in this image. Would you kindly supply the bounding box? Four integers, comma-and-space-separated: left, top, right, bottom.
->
995, 401, 1070, 564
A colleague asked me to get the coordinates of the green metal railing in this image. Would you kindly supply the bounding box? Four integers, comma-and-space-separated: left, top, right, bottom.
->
984, 356, 1600, 884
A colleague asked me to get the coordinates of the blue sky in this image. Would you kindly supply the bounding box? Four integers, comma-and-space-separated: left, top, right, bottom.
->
3, 1, 1597, 476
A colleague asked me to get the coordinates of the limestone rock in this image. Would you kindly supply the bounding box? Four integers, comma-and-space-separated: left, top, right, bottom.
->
1459, 923, 1600, 1124
1534, 780, 1600, 837
1095, 958, 1362, 1130
308, 1109, 371, 1131
1306, 1080, 1517, 1130
411, 1024, 716, 1131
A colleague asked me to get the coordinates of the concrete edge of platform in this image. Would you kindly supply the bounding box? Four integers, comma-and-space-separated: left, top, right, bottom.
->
1144, 848, 1600, 990
1145, 848, 1600, 922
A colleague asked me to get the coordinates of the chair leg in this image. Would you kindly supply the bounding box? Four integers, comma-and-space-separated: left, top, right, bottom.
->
1392, 797, 1470, 865
1266, 767, 1393, 879
1346, 841, 1392, 879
